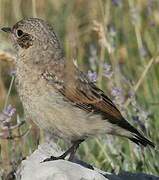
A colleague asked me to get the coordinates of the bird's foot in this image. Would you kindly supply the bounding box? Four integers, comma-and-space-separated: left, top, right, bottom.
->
42, 154, 66, 162
42, 139, 84, 163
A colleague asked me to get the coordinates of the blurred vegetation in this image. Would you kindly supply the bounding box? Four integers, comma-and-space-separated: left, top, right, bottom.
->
0, 0, 159, 179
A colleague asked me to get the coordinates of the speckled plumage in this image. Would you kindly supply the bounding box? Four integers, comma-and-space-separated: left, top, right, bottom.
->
2, 18, 154, 152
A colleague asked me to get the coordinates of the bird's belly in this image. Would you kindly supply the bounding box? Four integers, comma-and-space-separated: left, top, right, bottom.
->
16, 76, 106, 141
21, 89, 106, 140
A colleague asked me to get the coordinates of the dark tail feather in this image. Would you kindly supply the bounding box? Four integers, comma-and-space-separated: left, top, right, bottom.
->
129, 133, 155, 148
106, 115, 155, 148
113, 118, 155, 148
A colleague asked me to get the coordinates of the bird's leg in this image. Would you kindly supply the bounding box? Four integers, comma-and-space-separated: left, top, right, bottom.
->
68, 139, 84, 161
42, 139, 84, 162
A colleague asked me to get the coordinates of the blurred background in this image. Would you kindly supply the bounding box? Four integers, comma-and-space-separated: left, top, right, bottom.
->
0, 0, 159, 179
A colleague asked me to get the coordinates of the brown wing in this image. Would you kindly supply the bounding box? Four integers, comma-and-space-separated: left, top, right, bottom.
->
64, 71, 123, 121
42, 64, 125, 124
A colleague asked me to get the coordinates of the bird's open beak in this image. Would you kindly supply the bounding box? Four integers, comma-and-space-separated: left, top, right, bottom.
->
1, 27, 12, 33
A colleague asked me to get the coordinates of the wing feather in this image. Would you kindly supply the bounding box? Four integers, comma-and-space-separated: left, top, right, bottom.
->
42, 66, 122, 120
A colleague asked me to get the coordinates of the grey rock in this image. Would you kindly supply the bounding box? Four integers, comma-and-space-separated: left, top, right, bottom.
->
16, 141, 159, 180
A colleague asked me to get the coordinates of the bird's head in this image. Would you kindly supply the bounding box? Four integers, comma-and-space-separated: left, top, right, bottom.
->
1, 18, 63, 63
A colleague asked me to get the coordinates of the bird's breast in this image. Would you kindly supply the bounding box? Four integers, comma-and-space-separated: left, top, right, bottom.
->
15, 61, 106, 141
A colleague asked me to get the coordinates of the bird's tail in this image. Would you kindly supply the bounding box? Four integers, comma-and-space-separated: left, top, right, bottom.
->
129, 131, 155, 148
109, 117, 155, 148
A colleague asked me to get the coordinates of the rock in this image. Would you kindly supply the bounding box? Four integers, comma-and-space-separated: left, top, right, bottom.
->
16, 142, 106, 180
16, 141, 159, 180
18, 160, 107, 180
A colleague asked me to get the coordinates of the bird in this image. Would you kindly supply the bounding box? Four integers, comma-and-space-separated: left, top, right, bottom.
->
1, 18, 155, 162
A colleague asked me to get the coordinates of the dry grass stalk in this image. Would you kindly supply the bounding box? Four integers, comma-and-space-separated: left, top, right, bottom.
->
0, 50, 15, 63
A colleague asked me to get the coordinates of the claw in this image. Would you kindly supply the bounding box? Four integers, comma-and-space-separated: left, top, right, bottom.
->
41, 155, 65, 163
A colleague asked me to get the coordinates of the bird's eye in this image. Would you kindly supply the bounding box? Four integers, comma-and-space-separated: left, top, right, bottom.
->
16, 29, 24, 37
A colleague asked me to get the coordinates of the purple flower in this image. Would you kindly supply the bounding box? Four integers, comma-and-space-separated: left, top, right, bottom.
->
3, 105, 16, 117
112, 0, 122, 6
128, 90, 135, 98
111, 87, 125, 105
9, 69, 16, 76
0, 105, 16, 126
103, 63, 113, 79
87, 70, 97, 82
111, 87, 122, 97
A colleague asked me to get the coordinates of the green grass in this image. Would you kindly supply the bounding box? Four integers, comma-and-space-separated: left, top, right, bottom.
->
0, 0, 159, 178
